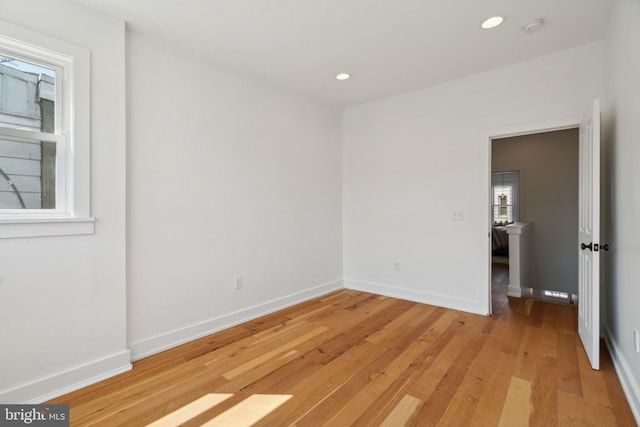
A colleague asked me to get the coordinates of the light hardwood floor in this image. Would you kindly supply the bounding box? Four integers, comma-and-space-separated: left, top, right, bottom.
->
50, 273, 636, 426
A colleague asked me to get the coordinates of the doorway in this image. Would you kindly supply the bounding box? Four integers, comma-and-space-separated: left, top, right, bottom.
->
482, 115, 583, 316
490, 128, 580, 311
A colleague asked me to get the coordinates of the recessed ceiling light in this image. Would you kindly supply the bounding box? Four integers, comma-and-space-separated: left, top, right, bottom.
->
481, 16, 504, 30
336, 73, 350, 81
522, 19, 545, 34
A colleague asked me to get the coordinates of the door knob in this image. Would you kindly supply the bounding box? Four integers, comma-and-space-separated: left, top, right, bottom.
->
602, 244, 609, 251
581, 242, 593, 251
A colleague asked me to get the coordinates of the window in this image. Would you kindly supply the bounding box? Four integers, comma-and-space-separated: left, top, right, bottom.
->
0, 19, 93, 238
492, 171, 519, 224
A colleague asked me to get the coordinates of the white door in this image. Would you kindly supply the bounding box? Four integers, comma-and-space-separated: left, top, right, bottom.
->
578, 99, 601, 370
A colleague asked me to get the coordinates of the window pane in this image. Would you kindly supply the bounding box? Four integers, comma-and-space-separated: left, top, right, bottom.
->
0, 136, 56, 209
0, 54, 56, 132
492, 184, 514, 223
493, 185, 513, 205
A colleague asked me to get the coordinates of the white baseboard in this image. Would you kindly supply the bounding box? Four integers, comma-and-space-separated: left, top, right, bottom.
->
129, 280, 343, 361
604, 327, 640, 425
507, 286, 522, 298
0, 350, 131, 404
343, 279, 487, 315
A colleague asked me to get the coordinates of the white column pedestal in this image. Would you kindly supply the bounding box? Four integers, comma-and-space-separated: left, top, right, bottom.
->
506, 222, 532, 298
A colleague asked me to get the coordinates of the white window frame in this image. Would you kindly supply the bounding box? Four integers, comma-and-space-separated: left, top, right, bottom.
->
0, 19, 93, 238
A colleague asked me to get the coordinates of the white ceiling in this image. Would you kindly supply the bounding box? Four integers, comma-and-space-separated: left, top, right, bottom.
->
73, 0, 613, 107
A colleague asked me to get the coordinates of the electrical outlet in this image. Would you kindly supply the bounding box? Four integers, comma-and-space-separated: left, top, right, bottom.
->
234, 276, 243, 289
394, 262, 400, 271
634, 329, 640, 353
452, 210, 464, 220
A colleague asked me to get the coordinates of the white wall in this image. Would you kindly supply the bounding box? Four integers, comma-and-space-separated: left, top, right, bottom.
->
126, 32, 343, 359
343, 42, 604, 314
603, 0, 640, 421
0, 1, 128, 402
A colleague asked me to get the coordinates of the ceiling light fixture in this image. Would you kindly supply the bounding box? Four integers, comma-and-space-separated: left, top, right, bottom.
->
336, 73, 350, 81
481, 16, 504, 30
522, 18, 545, 34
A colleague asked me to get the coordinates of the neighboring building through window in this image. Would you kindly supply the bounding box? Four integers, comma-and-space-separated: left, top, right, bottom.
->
0, 55, 57, 210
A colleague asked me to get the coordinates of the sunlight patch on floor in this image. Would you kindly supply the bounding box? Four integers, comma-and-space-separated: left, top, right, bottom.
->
201, 394, 292, 426
146, 393, 292, 427
146, 393, 233, 426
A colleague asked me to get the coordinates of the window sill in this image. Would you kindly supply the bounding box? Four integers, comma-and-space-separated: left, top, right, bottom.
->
0, 217, 95, 239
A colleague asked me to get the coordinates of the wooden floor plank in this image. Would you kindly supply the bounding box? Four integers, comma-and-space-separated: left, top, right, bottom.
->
577, 338, 612, 408
469, 351, 518, 426
558, 389, 618, 426
411, 327, 487, 425
379, 394, 423, 427
498, 376, 532, 427
47, 285, 635, 427
436, 322, 504, 426
557, 332, 584, 396
298, 308, 454, 426
529, 355, 558, 426
221, 326, 328, 379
